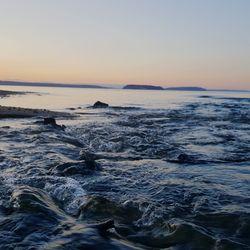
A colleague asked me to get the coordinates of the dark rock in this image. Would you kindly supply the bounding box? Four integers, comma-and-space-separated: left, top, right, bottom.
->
0, 156, 5, 162
123, 84, 164, 90
93, 219, 114, 232
199, 95, 211, 98
43, 117, 57, 125
177, 153, 194, 163
61, 125, 66, 130
93, 101, 109, 108
1, 126, 10, 129
43, 117, 66, 130
80, 151, 101, 170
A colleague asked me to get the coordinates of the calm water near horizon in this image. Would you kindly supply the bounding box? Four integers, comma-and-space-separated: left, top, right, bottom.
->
0, 85, 250, 111
0, 86, 250, 249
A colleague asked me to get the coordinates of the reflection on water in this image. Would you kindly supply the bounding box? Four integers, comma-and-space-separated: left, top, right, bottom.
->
1, 85, 249, 111
0, 86, 250, 249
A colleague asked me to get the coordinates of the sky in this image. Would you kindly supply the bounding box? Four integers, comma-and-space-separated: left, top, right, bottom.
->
0, 0, 250, 89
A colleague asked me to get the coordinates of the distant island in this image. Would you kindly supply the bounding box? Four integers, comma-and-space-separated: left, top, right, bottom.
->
165, 87, 206, 91
0, 81, 107, 89
123, 84, 206, 91
2, 81, 248, 92
123, 84, 164, 90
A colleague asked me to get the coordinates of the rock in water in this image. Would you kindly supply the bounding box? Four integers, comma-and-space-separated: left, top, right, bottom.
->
43, 117, 66, 130
92, 219, 114, 231
177, 153, 194, 163
80, 151, 101, 170
51, 161, 96, 176
93, 101, 109, 108
44, 117, 57, 125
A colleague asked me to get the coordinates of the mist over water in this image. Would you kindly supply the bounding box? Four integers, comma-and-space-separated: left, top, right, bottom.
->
0, 87, 250, 249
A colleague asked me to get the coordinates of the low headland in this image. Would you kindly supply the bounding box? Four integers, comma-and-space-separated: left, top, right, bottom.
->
0, 80, 107, 89
1, 80, 249, 92
123, 84, 206, 91
123, 84, 164, 90
165, 86, 206, 91
0, 89, 28, 98
0, 89, 74, 119
0, 105, 73, 119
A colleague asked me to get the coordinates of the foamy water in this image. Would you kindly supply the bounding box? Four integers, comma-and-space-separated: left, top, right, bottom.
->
0, 86, 250, 249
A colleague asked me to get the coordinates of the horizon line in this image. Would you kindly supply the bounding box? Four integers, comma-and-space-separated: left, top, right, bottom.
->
0, 79, 249, 92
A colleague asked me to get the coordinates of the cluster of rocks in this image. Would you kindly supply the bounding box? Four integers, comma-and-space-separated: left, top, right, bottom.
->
42, 101, 109, 129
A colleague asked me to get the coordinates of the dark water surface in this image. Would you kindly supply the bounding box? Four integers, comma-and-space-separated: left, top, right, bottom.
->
0, 88, 250, 249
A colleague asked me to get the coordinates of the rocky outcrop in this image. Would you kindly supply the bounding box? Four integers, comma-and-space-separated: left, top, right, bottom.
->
43, 117, 66, 130
123, 84, 164, 90
93, 101, 109, 108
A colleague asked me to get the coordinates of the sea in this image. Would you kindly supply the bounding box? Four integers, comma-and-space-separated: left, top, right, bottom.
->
0, 86, 250, 250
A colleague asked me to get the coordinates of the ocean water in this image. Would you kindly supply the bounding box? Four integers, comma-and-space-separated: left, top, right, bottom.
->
0, 86, 250, 249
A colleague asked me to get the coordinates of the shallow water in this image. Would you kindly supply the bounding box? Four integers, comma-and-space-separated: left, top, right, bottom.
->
0, 87, 250, 249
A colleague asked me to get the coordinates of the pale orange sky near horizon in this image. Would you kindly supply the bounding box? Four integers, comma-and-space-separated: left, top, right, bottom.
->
0, 0, 250, 90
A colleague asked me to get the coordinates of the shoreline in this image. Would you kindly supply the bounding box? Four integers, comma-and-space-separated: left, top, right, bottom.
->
0, 89, 74, 119
0, 89, 28, 98
0, 105, 75, 119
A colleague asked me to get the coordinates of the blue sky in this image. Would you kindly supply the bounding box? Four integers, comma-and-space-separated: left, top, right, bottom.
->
0, 0, 250, 89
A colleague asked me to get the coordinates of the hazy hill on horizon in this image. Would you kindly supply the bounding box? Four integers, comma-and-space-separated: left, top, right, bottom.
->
0, 80, 107, 89
123, 84, 206, 91
0, 80, 249, 92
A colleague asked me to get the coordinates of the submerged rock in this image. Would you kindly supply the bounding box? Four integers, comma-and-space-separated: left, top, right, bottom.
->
50, 161, 98, 176
80, 151, 101, 170
11, 186, 66, 220
177, 153, 195, 163
167, 153, 197, 164
79, 196, 141, 223
93, 101, 109, 108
